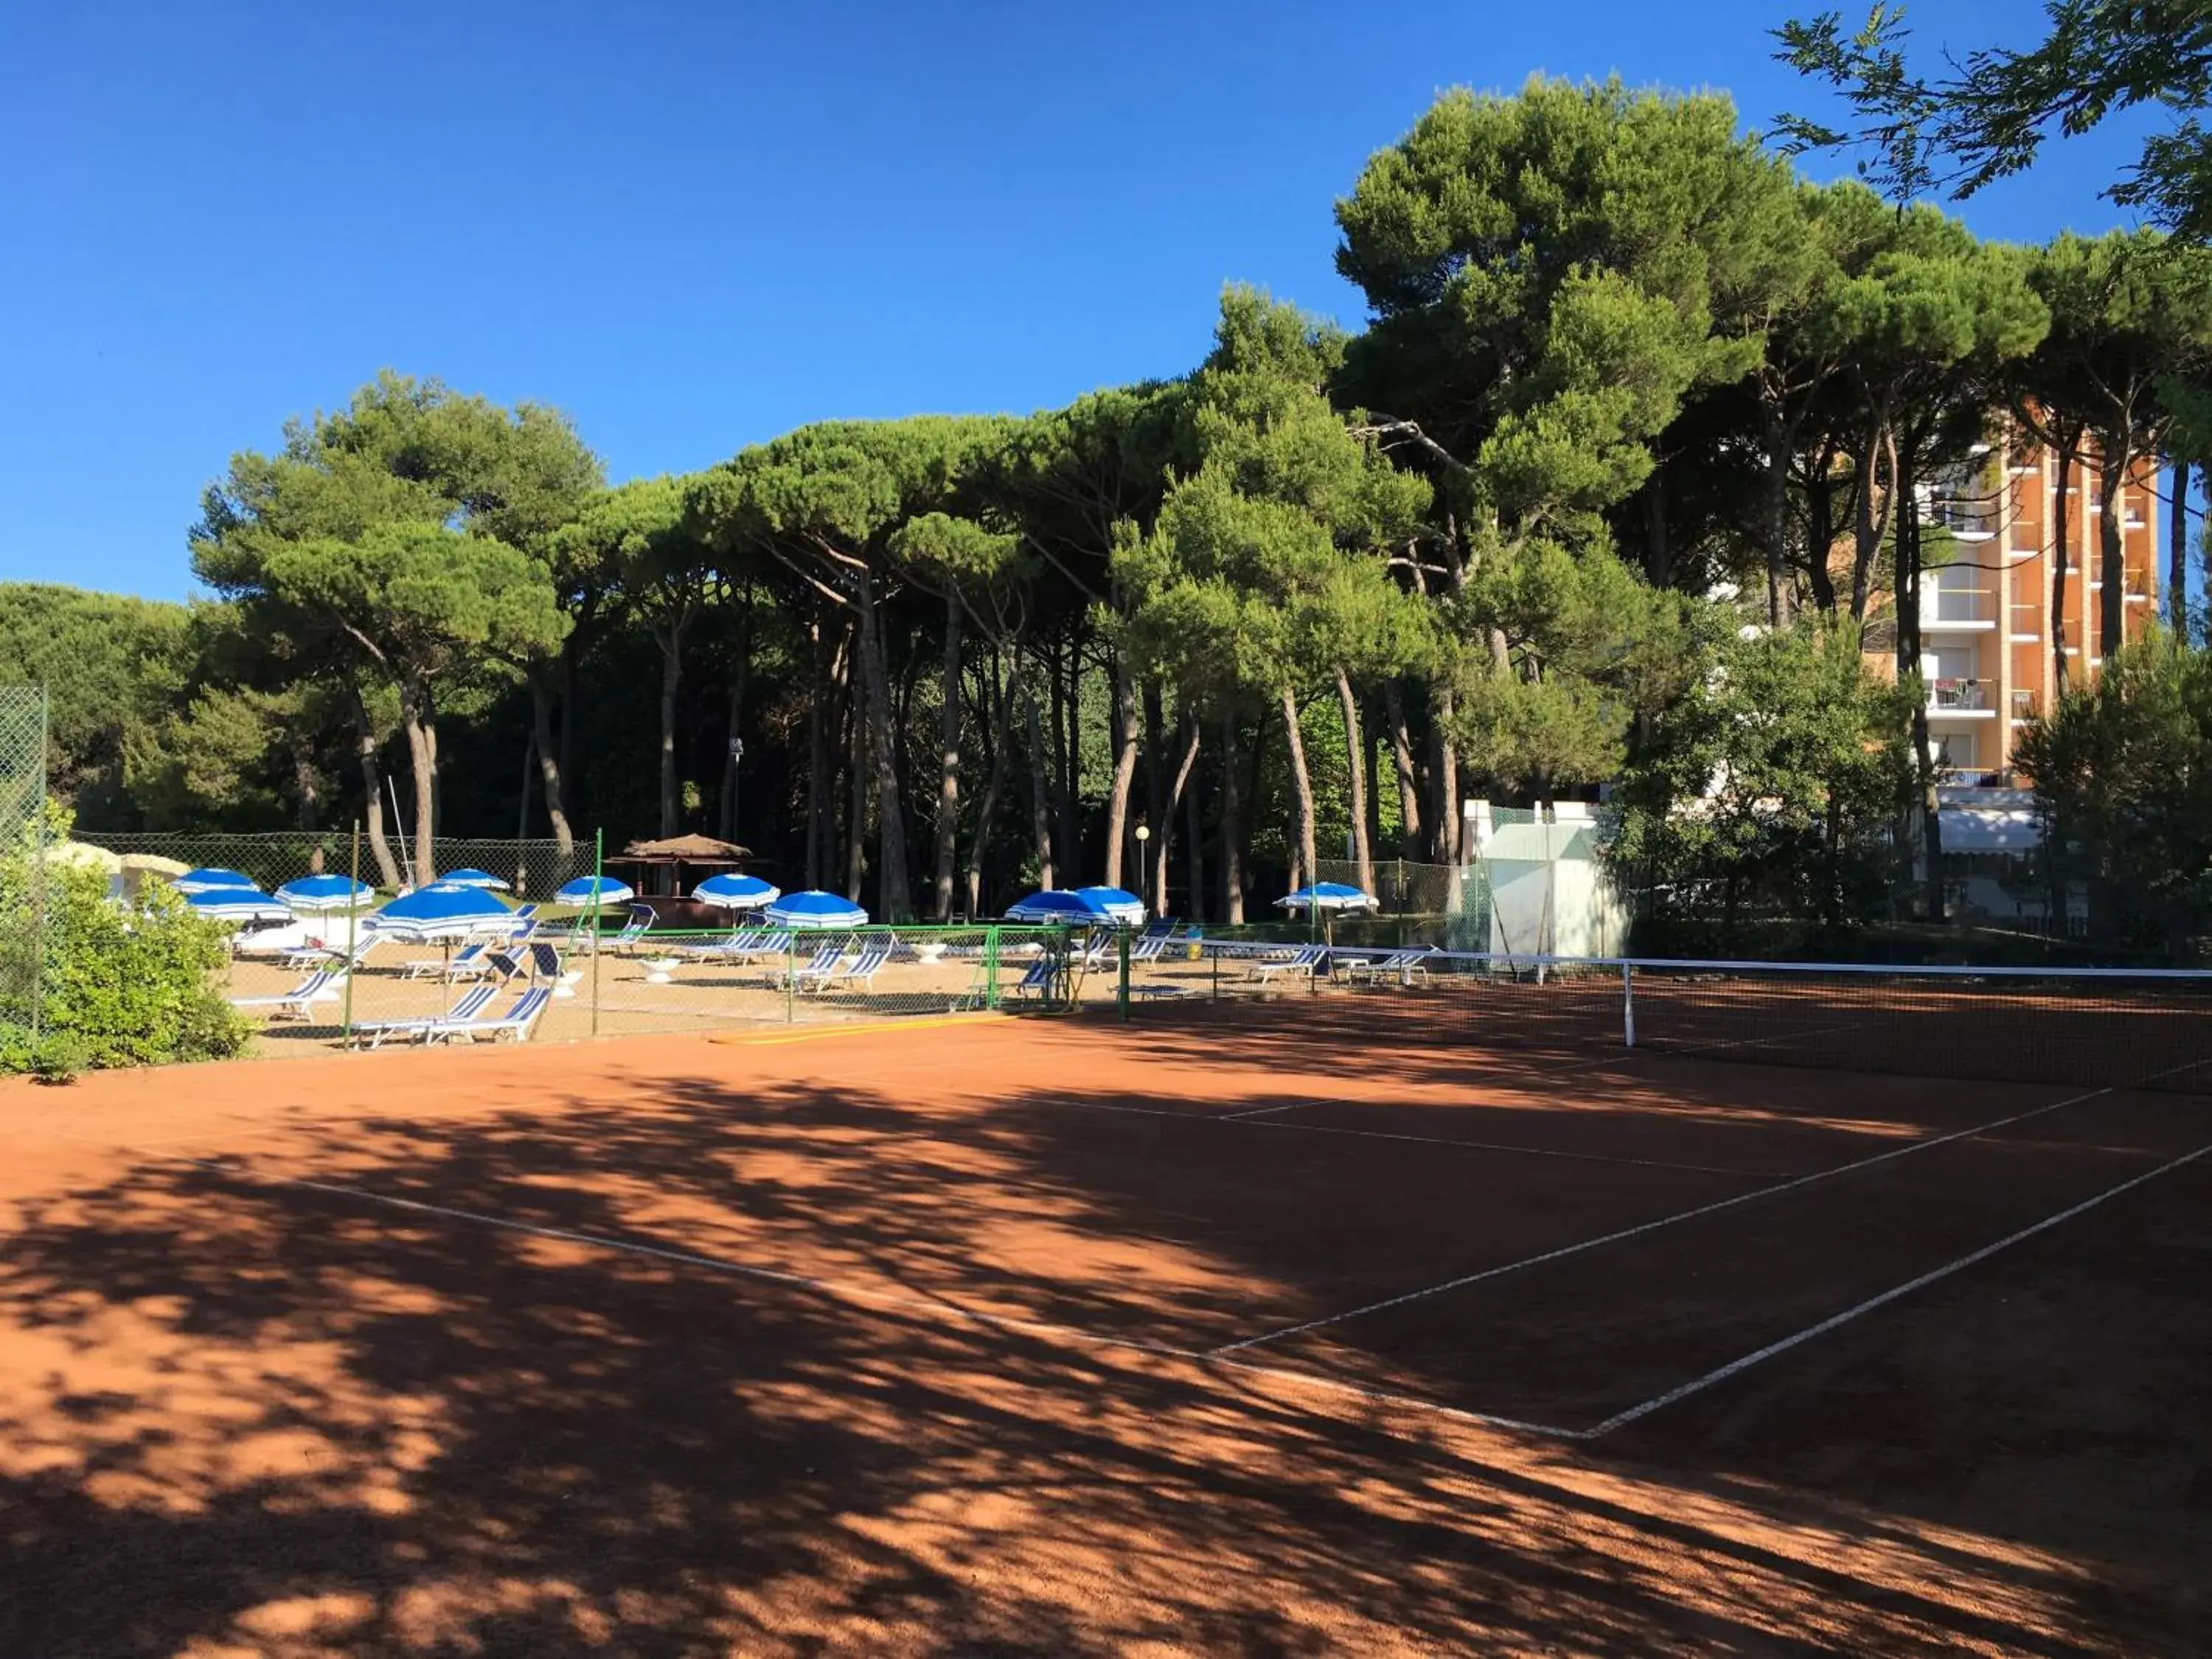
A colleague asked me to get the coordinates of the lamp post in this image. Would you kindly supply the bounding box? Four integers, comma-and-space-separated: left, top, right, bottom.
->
1133, 823, 1152, 912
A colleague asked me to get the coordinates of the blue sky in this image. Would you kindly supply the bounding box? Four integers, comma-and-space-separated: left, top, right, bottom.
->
0, 1, 2162, 601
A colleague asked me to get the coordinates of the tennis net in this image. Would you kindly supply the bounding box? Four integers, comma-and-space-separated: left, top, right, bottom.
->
1152, 947, 2212, 1094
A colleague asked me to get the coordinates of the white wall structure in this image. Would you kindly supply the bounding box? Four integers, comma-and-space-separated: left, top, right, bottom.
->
1472, 800, 1631, 960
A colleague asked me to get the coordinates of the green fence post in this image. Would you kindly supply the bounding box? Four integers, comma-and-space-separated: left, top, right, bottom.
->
984, 925, 1001, 1011
341, 821, 360, 1046
785, 934, 796, 1024
589, 827, 602, 1039
1116, 930, 1130, 1022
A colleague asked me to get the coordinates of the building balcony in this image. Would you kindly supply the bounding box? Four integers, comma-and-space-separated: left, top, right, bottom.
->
1924, 591, 1997, 630
1927, 498, 2000, 540
1929, 678, 1997, 717
2009, 688, 2040, 722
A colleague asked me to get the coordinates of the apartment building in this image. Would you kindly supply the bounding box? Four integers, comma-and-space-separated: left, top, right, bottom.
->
1907, 434, 2163, 779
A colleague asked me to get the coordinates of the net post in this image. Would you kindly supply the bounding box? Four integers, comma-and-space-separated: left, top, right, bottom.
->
984, 925, 1001, 1010
1621, 959, 1636, 1049
1117, 929, 1130, 1023
342, 821, 360, 1046
589, 827, 603, 1039
785, 933, 796, 1023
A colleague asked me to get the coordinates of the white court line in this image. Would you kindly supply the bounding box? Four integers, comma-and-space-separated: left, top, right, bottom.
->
171, 1155, 1587, 1441
1222, 1102, 1314, 1119
1206, 1081, 2122, 1356
1029, 1093, 1780, 1178
1584, 1135, 2212, 1437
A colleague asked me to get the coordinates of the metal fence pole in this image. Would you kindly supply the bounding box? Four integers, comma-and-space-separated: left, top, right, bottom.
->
1117, 930, 1130, 1023
984, 925, 1001, 1011
785, 936, 796, 1023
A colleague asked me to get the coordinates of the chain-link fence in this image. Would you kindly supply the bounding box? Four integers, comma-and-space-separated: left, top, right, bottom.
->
0, 687, 50, 1055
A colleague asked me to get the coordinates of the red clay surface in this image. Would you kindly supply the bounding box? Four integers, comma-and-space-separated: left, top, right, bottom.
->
1, 1012, 2207, 1655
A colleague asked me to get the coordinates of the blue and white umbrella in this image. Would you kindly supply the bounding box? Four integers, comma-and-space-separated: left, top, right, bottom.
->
1276, 882, 1380, 914
1006, 889, 1105, 925
275, 874, 376, 914
376, 882, 514, 941
694, 872, 781, 911
174, 866, 259, 896
553, 875, 636, 909
437, 867, 510, 891
1074, 885, 1146, 927
763, 889, 869, 931
184, 886, 292, 925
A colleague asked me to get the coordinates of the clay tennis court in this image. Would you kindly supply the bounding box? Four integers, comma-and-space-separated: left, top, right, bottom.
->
2, 1000, 2208, 1654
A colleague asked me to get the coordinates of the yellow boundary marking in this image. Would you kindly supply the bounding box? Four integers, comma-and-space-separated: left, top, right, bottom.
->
709, 1013, 997, 1048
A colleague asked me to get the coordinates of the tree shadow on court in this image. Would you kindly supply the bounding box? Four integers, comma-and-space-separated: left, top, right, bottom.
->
0, 1042, 2200, 1655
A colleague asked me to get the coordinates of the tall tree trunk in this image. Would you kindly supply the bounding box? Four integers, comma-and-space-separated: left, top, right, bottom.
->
718, 683, 742, 842
2171, 458, 2193, 635
2053, 443, 2075, 694
1806, 465, 1839, 614
718, 585, 753, 843
805, 619, 830, 888
893, 622, 921, 809
1184, 728, 1207, 924
932, 593, 962, 920
1142, 679, 1165, 874
1383, 678, 1423, 860
964, 653, 1014, 918
850, 574, 912, 919
1102, 653, 1139, 889
1219, 697, 1244, 923
1332, 667, 1374, 897
1054, 637, 1079, 874
2098, 445, 2127, 658
1430, 688, 1459, 864
345, 686, 403, 889
845, 664, 868, 903
1156, 707, 1200, 918
1365, 724, 1384, 868
1243, 698, 1270, 896
526, 669, 574, 854
1022, 677, 1055, 890
291, 729, 320, 833
654, 621, 683, 837
1850, 422, 1893, 621
1280, 687, 1315, 894
1763, 408, 1793, 627
1642, 476, 1670, 588
397, 678, 437, 884
516, 728, 534, 845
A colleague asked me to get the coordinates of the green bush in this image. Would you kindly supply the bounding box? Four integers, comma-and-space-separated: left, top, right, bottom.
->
1, 806, 252, 1073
